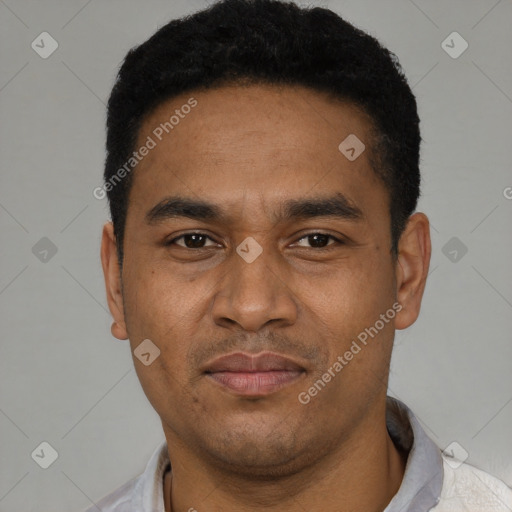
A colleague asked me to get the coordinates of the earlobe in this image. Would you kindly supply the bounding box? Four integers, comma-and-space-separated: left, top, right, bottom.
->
100, 222, 129, 340
111, 321, 127, 340
394, 213, 431, 330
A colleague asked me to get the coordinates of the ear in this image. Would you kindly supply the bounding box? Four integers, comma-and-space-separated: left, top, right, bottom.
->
394, 212, 431, 330
100, 222, 128, 340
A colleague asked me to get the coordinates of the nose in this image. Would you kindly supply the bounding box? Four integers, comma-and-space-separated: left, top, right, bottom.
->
211, 243, 298, 332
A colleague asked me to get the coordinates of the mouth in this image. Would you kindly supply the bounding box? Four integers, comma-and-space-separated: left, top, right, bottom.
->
202, 352, 306, 397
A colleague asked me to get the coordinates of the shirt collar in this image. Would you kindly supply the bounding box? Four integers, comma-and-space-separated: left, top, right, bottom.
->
135, 396, 444, 512
383, 396, 444, 511
130, 438, 169, 511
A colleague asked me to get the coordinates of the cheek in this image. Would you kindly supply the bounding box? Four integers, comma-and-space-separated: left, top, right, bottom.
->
126, 266, 188, 319
121, 272, 182, 366
321, 258, 389, 313
309, 256, 395, 353
132, 354, 189, 426
124, 272, 193, 394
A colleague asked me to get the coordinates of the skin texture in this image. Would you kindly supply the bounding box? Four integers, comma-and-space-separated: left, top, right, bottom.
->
101, 83, 431, 512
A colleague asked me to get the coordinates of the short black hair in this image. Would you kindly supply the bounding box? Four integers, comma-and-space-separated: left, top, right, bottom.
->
104, 0, 421, 267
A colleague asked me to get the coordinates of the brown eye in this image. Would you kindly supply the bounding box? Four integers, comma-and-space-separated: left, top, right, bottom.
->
294, 233, 342, 249
167, 233, 217, 249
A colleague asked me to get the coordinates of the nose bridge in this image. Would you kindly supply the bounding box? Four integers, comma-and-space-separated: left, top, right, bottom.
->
234, 239, 276, 298
231, 240, 278, 312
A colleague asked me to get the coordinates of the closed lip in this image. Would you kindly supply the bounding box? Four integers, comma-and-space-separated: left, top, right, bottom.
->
202, 351, 306, 374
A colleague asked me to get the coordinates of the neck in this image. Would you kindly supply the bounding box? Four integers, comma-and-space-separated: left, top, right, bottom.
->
163, 402, 407, 512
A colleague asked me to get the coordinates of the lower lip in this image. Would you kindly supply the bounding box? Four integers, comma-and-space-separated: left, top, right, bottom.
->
206, 370, 304, 396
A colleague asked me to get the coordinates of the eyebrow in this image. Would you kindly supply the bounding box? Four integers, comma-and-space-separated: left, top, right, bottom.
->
145, 193, 364, 226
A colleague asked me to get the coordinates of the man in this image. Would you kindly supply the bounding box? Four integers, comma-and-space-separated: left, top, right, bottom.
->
91, 0, 512, 510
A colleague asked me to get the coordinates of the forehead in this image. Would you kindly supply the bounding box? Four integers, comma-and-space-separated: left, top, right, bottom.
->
128, 83, 387, 224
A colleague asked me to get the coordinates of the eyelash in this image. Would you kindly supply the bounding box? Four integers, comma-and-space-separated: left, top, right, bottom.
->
165, 232, 345, 250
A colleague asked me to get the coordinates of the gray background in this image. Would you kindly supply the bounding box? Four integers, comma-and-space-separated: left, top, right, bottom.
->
1, 0, 511, 511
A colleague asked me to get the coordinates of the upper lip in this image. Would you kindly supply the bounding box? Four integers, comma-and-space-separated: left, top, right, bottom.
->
202, 352, 305, 373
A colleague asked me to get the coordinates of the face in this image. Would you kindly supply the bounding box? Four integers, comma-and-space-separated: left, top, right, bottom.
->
101, 83, 430, 477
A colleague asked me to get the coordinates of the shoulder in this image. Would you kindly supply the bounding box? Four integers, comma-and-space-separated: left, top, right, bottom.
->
430, 453, 512, 511
82, 475, 140, 512
80, 440, 169, 512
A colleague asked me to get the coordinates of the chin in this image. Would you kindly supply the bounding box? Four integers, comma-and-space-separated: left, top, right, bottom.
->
193, 419, 321, 479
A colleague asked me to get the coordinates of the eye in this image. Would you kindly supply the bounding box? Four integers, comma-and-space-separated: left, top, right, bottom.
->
165, 232, 344, 250
294, 233, 343, 249
166, 232, 219, 249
